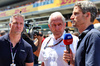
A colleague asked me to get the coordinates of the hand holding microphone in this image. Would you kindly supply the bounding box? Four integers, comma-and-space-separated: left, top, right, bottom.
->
63, 33, 73, 65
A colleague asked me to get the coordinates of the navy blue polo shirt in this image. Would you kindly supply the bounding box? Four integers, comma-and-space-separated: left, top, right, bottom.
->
0, 33, 34, 66
75, 24, 100, 66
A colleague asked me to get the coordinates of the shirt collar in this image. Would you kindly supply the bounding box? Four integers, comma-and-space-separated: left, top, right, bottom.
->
85, 24, 94, 31
79, 24, 94, 39
3, 33, 10, 42
4, 33, 22, 44
50, 31, 66, 40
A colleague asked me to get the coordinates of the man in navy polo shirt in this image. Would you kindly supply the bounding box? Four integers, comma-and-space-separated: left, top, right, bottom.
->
0, 13, 34, 66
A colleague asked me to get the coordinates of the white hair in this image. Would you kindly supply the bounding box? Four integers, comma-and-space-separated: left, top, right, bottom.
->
48, 12, 66, 24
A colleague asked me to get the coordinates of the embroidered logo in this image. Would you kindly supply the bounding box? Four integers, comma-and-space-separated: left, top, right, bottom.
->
20, 50, 25, 52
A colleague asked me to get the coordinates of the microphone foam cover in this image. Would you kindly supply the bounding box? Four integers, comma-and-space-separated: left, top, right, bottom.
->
63, 33, 73, 45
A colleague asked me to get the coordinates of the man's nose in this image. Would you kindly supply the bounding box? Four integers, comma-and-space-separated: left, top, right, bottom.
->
55, 25, 59, 30
70, 15, 74, 20
17, 24, 21, 27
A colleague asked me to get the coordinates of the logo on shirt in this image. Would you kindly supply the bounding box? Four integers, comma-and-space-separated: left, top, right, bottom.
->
20, 49, 25, 52
60, 45, 65, 47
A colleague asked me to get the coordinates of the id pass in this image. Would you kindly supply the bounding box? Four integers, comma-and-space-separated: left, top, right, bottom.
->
10, 64, 16, 66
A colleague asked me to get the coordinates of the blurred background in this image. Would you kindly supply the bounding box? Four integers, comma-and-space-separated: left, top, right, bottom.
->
0, 0, 99, 36
0, 0, 100, 66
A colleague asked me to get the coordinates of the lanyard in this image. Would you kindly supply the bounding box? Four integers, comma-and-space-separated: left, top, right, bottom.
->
10, 42, 18, 64
44, 38, 63, 49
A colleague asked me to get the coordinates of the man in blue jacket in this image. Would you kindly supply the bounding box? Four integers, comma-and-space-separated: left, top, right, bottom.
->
63, 1, 100, 66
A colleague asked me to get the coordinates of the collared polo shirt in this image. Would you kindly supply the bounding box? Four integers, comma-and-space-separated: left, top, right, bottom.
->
0, 33, 34, 66
38, 31, 79, 66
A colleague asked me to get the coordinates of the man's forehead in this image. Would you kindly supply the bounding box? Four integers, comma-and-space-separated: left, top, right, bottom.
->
51, 19, 63, 24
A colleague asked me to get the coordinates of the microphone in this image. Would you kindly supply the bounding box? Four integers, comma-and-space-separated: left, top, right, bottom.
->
63, 33, 73, 65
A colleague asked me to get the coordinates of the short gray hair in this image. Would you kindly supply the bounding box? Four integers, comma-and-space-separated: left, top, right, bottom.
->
75, 1, 97, 22
10, 13, 25, 23
48, 12, 66, 24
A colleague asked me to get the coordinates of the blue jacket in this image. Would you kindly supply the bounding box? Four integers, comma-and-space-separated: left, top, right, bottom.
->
75, 24, 100, 66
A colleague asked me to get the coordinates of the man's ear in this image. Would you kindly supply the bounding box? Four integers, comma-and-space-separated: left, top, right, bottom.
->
85, 12, 90, 17
48, 24, 51, 30
48, 24, 50, 28
86, 14, 88, 17
9, 23, 11, 28
64, 22, 66, 29
65, 22, 66, 26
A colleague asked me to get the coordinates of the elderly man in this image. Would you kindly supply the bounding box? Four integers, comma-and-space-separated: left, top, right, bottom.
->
38, 12, 79, 66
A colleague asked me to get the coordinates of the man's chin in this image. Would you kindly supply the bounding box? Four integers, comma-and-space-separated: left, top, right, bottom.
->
55, 33, 62, 37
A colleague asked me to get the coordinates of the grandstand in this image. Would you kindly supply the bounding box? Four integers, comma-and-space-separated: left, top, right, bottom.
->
0, 0, 100, 35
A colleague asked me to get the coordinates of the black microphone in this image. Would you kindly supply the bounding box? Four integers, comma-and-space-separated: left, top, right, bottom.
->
63, 33, 73, 65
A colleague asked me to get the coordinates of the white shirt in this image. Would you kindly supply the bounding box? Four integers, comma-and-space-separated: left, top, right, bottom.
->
38, 31, 79, 66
